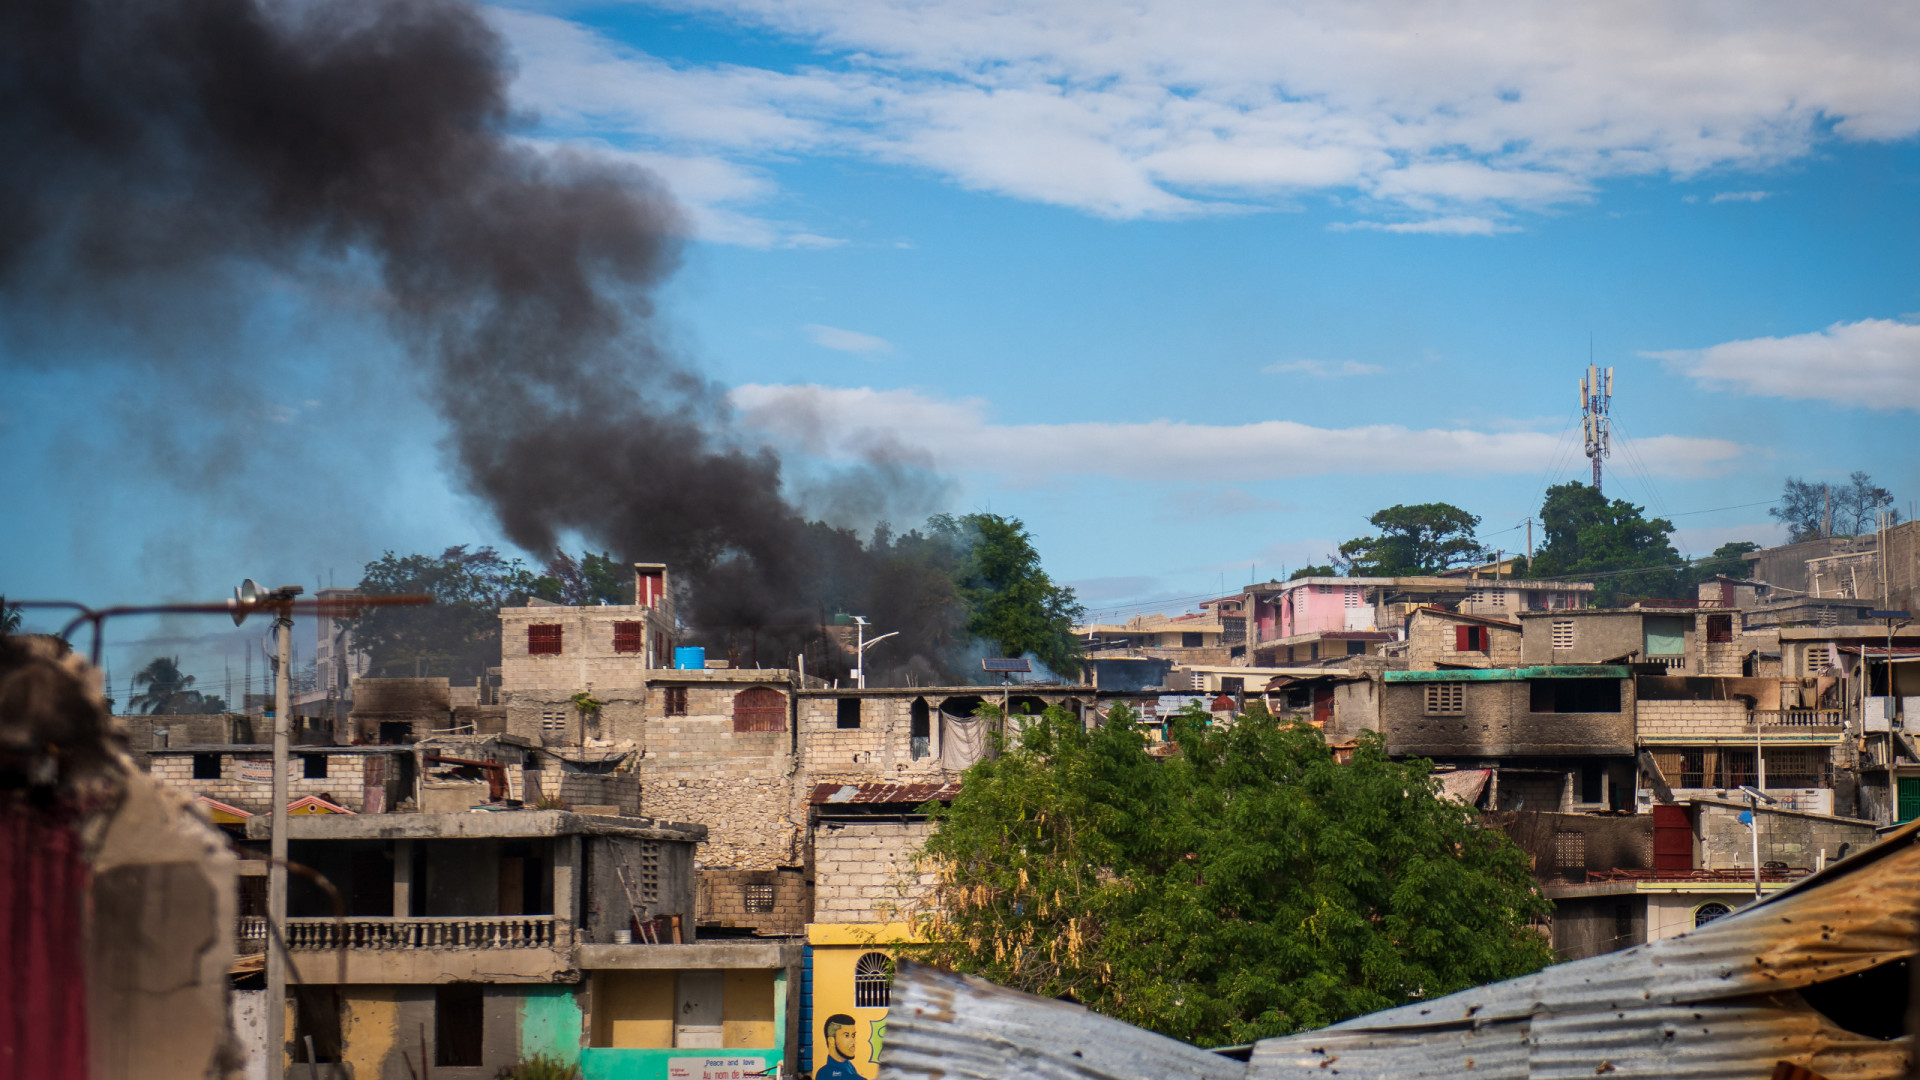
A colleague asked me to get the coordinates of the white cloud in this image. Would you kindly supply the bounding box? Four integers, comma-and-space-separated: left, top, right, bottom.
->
1329, 216, 1520, 236
803, 324, 895, 355
1261, 359, 1384, 376
729, 383, 1748, 484
491, 2, 1920, 229
1647, 318, 1920, 411
1710, 190, 1774, 203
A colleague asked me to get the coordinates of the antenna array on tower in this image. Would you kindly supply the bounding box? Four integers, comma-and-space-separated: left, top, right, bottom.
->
1580, 364, 1613, 495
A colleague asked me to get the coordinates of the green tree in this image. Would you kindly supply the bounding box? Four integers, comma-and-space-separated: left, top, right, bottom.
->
132, 656, 197, 713
0, 596, 20, 636
1770, 473, 1899, 541
1528, 482, 1683, 605
1834, 472, 1899, 534
1288, 564, 1336, 580
1770, 476, 1827, 541
1336, 503, 1483, 576
936, 513, 1084, 675
532, 551, 635, 606
1689, 541, 1760, 585
913, 704, 1553, 1045
344, 546, 539, 680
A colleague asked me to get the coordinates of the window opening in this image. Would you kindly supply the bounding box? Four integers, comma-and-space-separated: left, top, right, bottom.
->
612, 621, 643, 653
302, 754, 328, 780
732, 687, 786, 733
1614, 903, 1633, 944
664, 686, 688, 716
540, 710, 566, 735
1706, 614, 1734, 643
1181, 632, 1204, 648
1529, 679, 1622, 714
1693, 902, 1732, 928
1424, 683, 1465, 716
744, 883, 776, 913
910, 698, 931, 760
1551, 620, 1575, 650
1554, 830, 1586, 872
854, 952, 893, 1008
527, 624, 563, 655
837, 698, 862, 729
434, 983, 485, 1067
192, 753, 222, 779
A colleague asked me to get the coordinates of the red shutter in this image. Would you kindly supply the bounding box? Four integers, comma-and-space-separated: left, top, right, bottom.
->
1456, 625, 1471, 651
1313, 687, 1334, 727
612, 621, 643, 653
1652, 805, 1692, 870
732, 687, 786, 733
527, 624, 563, 655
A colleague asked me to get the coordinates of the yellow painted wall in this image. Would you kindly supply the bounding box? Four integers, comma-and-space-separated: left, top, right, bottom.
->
722, 970, 777, 1048
340, 988, 400, 1077
808, 944, 893, 1079
591, 971, 675, 1048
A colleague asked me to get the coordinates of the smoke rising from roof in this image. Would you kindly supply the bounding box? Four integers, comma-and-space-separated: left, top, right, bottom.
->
1, 0, 960, 680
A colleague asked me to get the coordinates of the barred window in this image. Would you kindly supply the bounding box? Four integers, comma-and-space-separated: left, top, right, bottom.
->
1555, 830, 1587, 871
1806, 644, 1833, 673
663, 687, 688, 717
744, 883, 776, 913
732, 687, 786, 733
612, 621, 644, 653
854, 952, 892, 1008
1764, 747, 1830, 788
1424, 682, 1465, 716
1694, 902, 1732, 927
527, 624, 563, 655
540, 710, 567, 734
1551, 620, 1575, 650
1705, 614, 1733, 643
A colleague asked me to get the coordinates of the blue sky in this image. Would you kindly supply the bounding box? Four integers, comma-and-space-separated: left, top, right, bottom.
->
5, 0, 1919, 695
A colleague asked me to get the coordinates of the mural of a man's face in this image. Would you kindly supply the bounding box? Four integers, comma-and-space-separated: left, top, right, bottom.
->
825, 1014, 859, 1061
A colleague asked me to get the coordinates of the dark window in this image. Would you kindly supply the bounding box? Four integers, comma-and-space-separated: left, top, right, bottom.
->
1614, 903, 1633, 944
1455, 625, 1486, 651
854, 952, 892, 1008
1181, 632, 1204, 648
434, 984, 485, 1067
744, 883, 776, 913
1528, 679, 1622, 714
1679, 749, 1705, 789
1220, 677, 1244, 694
1706, 614, 1734, 643
1694, 902, 1732, 928
612, 621, 644, 653
1554, 830, 1586, 875
663, 687, 688, 716
527, 624, 563, 655
192, 753, 221, 779
732, 687, 786, 733
1309, 642, 1319, 661
1581, 763, 1604, 804
837, 698, 862, 729
377, 721, 415, 744
910, 698, 931, 761
1347, 640, 1366, 656
292, 986, 343, 1063
302, 754, 328, 779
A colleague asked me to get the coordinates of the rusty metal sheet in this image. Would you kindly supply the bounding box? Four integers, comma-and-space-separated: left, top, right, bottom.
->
885, 962, 1245, 1080
808, 781, 961, 805
1249, 1018, 1530, 1079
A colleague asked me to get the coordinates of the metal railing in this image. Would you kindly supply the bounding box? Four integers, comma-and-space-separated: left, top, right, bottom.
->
281, 915, 558, 950
1750, 709, 1845, 728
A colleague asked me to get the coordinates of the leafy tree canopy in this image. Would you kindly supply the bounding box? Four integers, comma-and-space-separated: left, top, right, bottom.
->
130, 655, 228, 714
1689, 541, 1760, 584
1288, 564, 1337, 580
531, 551, 634, 606
345, 545, 541, 681
0, 596, 20, 636
1526, 482, 1682, 605
935, 513, 1085, 675
913, 705, 1553, 1045
1771, 473, 1900, 541
1336, 503, 1483, 576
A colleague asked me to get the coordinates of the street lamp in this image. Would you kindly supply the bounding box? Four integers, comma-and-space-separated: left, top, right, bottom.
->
231, 579, 302, 1080
1738, 784, 1777, 901
848, 616, 899, 690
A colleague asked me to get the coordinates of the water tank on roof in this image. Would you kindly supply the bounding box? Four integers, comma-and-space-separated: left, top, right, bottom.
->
674, 647, 706, 671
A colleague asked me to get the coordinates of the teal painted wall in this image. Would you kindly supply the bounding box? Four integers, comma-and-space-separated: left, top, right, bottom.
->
519, 985, 584, 1062
578, 1048, 778, 1080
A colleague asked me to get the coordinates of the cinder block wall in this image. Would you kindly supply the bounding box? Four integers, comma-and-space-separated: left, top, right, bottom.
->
148, 751, 370, 812
1695, 802, 1874, 870
1636, 700, 1749, 738
698, 867, 809, 934
811, 820, 934, 924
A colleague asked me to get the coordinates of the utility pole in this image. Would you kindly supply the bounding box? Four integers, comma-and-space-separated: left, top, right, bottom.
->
231, 579, 302, 1080
1525, 518, 1533, 561
1581, 364, 1613, 496
847, 616, 899, 690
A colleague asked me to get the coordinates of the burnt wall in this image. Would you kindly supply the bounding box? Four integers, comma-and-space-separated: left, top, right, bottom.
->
1383, 679, 1635, 757
699, 867, 810, 935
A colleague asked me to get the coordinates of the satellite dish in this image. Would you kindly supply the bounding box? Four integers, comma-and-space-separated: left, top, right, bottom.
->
230, 578, 262, 625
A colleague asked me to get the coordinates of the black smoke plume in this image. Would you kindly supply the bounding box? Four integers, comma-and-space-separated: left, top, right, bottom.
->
1, 0, 967, 682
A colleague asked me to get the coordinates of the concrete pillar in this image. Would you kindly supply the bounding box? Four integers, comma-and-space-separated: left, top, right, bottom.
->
554, 835, 581, 936
393, 838, 414, 918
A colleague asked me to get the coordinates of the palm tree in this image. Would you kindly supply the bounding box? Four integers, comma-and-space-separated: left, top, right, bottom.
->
0, 596, 20, 636
131, 656, 196, 714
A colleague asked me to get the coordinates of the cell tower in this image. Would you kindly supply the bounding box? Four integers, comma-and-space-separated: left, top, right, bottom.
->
1581, 363, 1612, 494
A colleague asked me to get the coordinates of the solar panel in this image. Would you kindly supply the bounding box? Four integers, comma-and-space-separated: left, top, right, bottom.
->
981, 657, 1032, 673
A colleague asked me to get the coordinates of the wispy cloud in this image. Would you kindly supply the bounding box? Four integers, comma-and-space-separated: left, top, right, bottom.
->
803, 324, 894, 355
1710, 190, 1774, 203
1160, 487, 1298, 519
731, 383, 1749, 484
493, 2, 1920, 233
1646, 318, 1920, 412
1262, 359, 1384, 376
1329, 217, 1520, 236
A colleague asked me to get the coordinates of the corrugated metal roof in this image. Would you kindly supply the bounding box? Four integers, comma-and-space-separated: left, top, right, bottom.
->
885, 820, 1920, 1080
808, 781, 961, 805
1385, 665, 1631, 682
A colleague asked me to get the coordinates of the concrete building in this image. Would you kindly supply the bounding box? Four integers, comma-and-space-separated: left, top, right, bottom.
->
1401, 607, 1522, 671
1077, 610, 1233, 666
